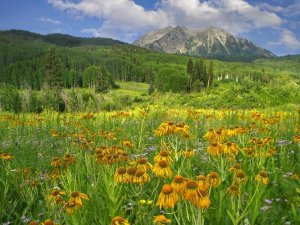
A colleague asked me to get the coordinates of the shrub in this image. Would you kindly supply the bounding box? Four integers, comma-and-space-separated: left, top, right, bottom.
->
0, 85, 22, 112
154, 68, 189, 92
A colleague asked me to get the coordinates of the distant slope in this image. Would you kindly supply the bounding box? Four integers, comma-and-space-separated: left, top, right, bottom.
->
0, 29, 125, 47
134, 26, 275, 61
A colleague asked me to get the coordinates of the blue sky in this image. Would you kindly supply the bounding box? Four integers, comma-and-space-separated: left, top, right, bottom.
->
0, 0, 300, 56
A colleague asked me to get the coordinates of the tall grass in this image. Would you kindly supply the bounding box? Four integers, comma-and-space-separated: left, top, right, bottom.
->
0, 108, 299, 224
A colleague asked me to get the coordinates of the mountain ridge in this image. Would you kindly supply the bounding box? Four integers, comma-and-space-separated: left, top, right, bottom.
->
0, 29, 125, 47
134, 26, 276, 60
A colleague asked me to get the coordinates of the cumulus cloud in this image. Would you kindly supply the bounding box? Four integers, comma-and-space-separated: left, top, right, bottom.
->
48, 0, 282, 42
40, 17, 61, 25
269, 29, 300, 50
158, 0, 282, 33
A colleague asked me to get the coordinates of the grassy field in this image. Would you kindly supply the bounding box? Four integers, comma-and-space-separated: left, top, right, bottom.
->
0, 107, 299, 225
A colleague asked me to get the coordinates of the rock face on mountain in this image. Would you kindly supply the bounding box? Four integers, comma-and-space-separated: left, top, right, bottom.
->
134, 26, 275, 59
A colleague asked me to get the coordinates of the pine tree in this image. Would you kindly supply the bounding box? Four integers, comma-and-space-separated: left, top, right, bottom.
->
187, 58, 194, 75
207, 61, 214, 88
44, 48, 63, 89
96, 65, 110, 93
195, 59, 204, 82
187, 58, 194, 90
202, 63, 208, 87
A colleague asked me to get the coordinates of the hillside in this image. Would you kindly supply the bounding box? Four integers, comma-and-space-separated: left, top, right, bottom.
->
134, 26, 275, 61
0, 29, 125, 47
0, 29, 299, 92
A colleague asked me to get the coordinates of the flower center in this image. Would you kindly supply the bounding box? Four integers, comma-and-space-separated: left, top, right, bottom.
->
117, 167, 127, 175
173, 175, 184, 183
162, 184, 173, 194
127, 167, 137, 175
71, 192, 79, 197
186, 181, 198, 190
160, 149, 169, 157
158, 160, 168, 168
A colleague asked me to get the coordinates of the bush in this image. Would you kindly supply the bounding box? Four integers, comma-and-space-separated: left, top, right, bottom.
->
37, 88, 65, 112
0, 85, 22, 112
154, 68, 189, 92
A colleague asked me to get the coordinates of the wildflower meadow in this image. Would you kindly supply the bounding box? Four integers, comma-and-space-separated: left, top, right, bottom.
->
0, 108, 299, 225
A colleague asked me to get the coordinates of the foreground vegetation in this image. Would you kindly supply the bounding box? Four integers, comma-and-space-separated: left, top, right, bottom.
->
0, 108, 299, 224
1, 79, 299, 113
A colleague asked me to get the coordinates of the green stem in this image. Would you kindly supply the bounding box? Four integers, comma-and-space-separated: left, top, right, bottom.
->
239, 182, 261, 221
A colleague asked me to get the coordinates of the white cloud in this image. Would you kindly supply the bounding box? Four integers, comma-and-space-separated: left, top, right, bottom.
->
258, 3, 284, 13
158, 0, 282, 33
48, 0, 282, 42
269, 29, 300, 50
40, 17, 61, 25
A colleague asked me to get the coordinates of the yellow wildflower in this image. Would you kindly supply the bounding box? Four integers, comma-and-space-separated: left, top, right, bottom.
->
255, 170, 269, 185
152, 160, 172, 178
156, 184, 178, 209
111, 216, 130, 225
153, 215, 171, 224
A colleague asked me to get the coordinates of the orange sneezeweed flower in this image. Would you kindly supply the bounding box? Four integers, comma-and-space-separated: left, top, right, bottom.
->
227, 184, 240, 196
199, 195, 211, 209
68, 191, 89, 207
154, 149, 173, 164
122, 139, 134, 148
196, 175, 210, 192
223, 141, 239, 155
156, 184, 178, 209
204, 128, 216, 142
293, 135, 300, 143
48, 188, 66, 204
152, 160, 172, 178
171, 175, 186, 194
228, 163, 243, 173
51, 157, 63, 167
111, 216, 130, 225
125, 167, 137, 183
136, 157, 153, 171
234, 171, 248, 185
155, 121, 176, 137
184, 180, 201, 204
207, 142, 224, 157
153, 215, 171, 224
0, 152, 14, 161
184, 180, 211, 209
255, 170, 269, 185
175, 122, 191, 137
207, 172, 221, 188
134, 170, 151, 184
114, 167, 127, 183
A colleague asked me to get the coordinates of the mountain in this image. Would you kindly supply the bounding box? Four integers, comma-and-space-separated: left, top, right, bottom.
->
134, 26, 276, 60
0, 29, 125, 47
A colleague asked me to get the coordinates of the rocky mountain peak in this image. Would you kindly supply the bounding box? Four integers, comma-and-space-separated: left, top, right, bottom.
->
134, 26, 276, 59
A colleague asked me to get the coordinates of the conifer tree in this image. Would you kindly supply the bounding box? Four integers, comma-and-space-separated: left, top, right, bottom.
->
187, 58, 194, 90
44, 48, 63, 89
203, 63, 208, 87
96, 65, 110, 93
207, 61, 214, 87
